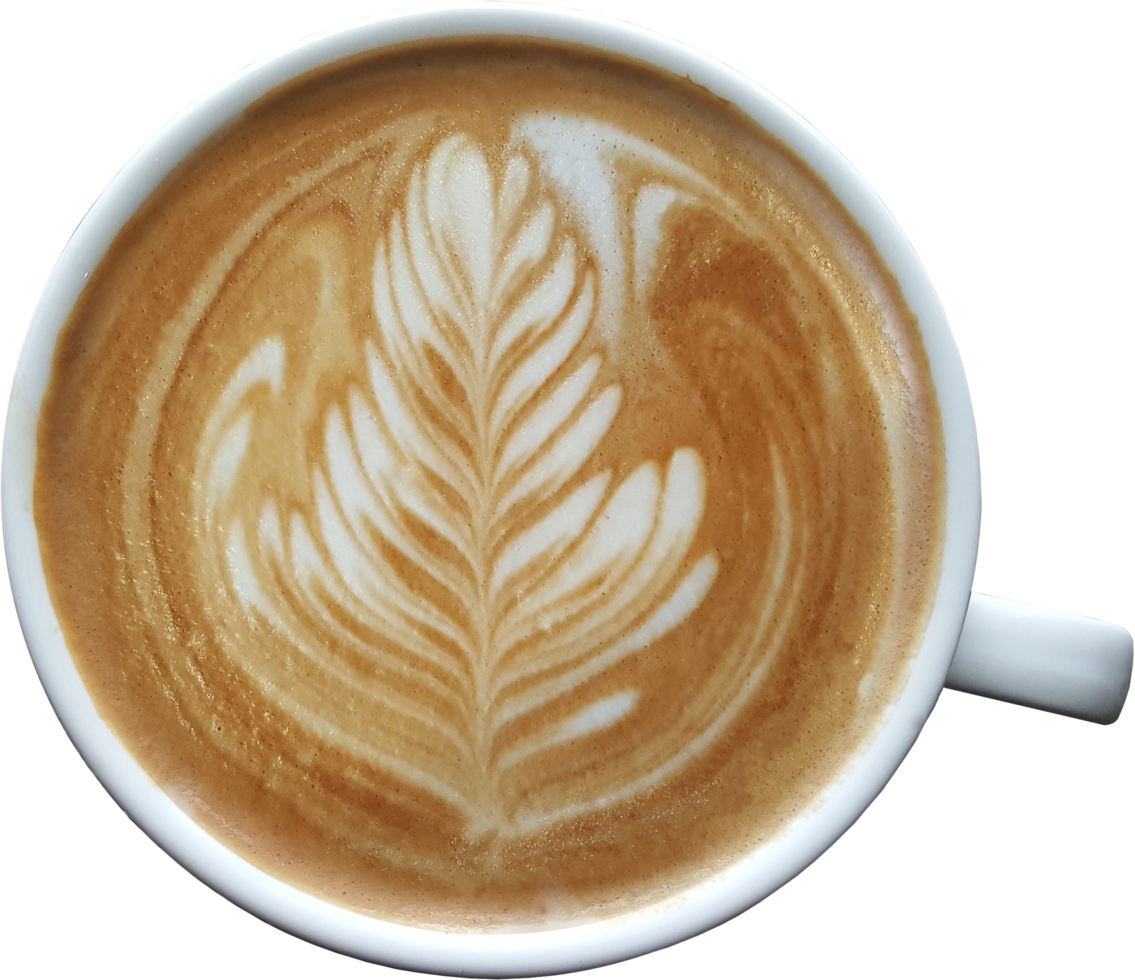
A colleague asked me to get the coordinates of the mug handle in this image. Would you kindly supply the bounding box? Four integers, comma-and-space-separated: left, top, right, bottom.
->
945, 593, 1133, 724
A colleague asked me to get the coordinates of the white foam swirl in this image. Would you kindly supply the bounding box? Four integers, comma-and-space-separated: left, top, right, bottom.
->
195, 136, 726, 834
163, 125, 834, 844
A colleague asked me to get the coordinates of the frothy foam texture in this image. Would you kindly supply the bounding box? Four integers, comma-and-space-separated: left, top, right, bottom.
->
36, 40, 945, 928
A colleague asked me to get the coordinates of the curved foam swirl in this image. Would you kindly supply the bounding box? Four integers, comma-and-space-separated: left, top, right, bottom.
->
196, 137, 724, 833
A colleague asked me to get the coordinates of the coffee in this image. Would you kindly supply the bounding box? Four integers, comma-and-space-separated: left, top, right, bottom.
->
35, 39, 944, 928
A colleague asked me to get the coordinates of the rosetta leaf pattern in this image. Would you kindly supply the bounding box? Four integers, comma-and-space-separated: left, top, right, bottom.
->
203, 135, 717, 834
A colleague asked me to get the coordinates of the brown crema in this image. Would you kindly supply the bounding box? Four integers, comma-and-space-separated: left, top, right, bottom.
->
36, 40, 945, 928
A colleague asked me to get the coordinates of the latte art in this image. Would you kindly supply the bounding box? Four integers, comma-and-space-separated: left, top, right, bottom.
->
36, 41, 945, 927
201, 135, 724, 835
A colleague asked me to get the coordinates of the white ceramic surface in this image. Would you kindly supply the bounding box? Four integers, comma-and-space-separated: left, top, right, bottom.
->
949, 594, 1131, 723
4, 3, 1130, 976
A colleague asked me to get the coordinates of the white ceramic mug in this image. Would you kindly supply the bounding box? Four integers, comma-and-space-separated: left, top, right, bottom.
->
3, 4, 1131, 976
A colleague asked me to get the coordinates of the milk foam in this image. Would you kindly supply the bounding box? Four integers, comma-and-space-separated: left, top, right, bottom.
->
196, 135, 735, 834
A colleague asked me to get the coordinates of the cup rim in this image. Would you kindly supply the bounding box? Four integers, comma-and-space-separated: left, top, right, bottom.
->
1, 3, 981, 975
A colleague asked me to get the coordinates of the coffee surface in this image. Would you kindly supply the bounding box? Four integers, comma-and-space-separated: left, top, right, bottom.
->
36, 40, 944, 927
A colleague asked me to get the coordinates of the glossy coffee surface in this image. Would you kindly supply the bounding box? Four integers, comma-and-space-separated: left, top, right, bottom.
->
36, 40, 945, 928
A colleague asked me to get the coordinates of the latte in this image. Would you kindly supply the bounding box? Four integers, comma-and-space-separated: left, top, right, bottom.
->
35, 39, 944, 928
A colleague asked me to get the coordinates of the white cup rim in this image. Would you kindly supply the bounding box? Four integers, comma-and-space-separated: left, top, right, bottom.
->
2, 3, 981, 975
